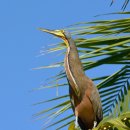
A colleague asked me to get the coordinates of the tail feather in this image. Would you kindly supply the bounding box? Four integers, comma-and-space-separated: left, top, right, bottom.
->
78, 117, 89, 130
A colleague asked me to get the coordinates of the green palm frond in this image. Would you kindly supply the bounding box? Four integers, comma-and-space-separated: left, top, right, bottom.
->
36, 13, 130, 129
69, 112, 130, 130
34, 66, 130, 129
122, 0, 129, 10
94, 111, 130, 130
110, 0, 130, 10
98, 65, 130, 117
70, 18, 130, 35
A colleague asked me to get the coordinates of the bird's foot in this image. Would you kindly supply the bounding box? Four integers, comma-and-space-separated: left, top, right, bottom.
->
75, 116, 79, 128
93, 121, 97, 128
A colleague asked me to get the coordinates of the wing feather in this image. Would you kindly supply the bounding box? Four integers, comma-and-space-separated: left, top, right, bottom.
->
89, 86, 103, 123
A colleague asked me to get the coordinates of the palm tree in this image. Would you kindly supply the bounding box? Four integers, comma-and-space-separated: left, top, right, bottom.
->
34, 2, 130, 130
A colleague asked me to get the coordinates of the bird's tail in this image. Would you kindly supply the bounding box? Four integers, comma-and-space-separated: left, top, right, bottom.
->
78, 117, 89, 130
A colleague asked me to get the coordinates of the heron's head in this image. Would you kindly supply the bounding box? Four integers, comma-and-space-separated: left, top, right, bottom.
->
39, 28, 71, 47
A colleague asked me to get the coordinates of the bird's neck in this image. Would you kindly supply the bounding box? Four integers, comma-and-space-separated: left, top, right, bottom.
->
64, 38, 86, 96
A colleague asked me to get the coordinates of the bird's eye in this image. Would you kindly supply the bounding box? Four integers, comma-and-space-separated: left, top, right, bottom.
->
61, 30, 65, 33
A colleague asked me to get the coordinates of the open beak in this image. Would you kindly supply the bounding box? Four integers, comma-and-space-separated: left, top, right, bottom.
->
39, 28, 65, 38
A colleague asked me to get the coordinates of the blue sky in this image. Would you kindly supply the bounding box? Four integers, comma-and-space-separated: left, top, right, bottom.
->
0, 0, 130, 130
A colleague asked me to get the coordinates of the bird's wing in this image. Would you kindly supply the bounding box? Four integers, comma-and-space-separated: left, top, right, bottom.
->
89, 87, 103, 122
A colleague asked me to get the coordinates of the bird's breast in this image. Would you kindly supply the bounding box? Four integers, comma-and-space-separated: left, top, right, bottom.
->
76, 92, 95, 129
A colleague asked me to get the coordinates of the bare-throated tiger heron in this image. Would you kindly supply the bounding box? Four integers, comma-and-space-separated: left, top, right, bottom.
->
40, 28, 103, 130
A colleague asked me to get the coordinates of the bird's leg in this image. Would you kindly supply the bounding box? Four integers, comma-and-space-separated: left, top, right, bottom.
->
93, 121, 97, 128
75, 110, 79, 128
75, 116, 78, 128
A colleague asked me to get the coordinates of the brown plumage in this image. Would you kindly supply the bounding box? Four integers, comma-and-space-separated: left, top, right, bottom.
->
40, 28, 103, 130
64, 35, 103, 130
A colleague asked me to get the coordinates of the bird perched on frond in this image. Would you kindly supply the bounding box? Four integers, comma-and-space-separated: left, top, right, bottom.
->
40, 28, 103, 130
